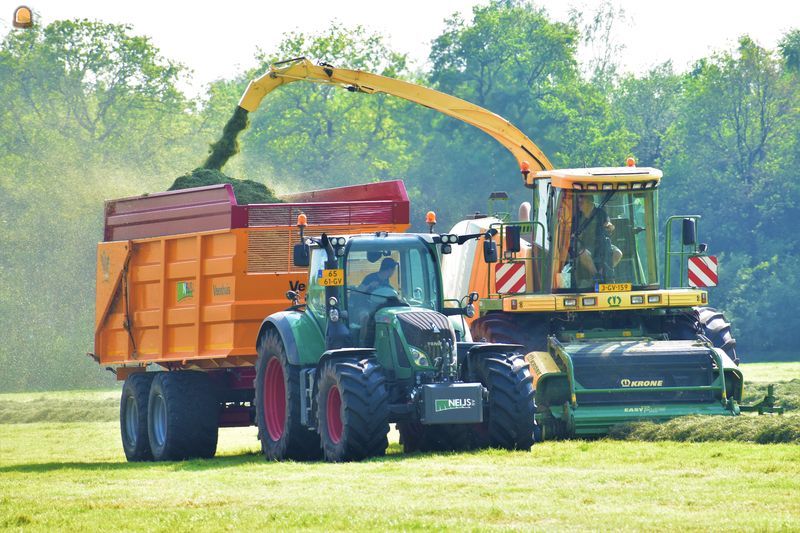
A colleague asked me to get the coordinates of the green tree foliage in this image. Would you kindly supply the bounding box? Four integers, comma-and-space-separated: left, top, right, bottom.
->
419, 0, 632, 224
0, 21, 203, 391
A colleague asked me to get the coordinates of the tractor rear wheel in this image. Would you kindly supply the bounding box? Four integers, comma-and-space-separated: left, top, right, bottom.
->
471, 313, 548, 353
255, 331, 321, 461
120, 372, 155, 462
470, 353, 537, 450
397, 421, 474, 453
696, 307, 739, 364
147, 371, 219, 461
316, 358, 389, 462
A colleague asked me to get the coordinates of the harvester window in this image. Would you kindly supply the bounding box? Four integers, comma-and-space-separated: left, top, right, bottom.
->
551, 190, 659, 291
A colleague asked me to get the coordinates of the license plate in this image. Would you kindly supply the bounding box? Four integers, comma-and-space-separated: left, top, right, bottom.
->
597, 283, 631, 292
319, 269, 344, 286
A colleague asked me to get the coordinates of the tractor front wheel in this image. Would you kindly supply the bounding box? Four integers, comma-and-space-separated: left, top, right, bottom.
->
470, 353, 537, 450
255, 331, 320, 461
316, 358, 389, 462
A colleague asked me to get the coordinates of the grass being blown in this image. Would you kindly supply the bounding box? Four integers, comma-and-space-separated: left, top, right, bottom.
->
168, 106, 283, 205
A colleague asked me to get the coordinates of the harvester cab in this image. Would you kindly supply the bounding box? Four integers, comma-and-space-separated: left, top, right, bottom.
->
254, 224, 536, 461
443, 159, 752, 438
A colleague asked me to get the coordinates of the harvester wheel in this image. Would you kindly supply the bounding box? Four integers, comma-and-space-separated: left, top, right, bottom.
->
316, 358, 389, 462
696, 307, 739, 364
120, 372, 155, 462
147, 371, 219, 461
255, 331, 321, 461
471, 353, 537, 450
471, 313, 548, 353
397, 422, 473, 453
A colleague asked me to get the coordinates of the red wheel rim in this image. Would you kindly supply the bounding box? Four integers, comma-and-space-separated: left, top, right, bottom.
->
326, 385, 343, 444
264, 358, 286, 441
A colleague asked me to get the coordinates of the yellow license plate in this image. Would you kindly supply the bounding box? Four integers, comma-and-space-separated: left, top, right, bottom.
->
319, 269, 344, 286
597, 283, 631, 292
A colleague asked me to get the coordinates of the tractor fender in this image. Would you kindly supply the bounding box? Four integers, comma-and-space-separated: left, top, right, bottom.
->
461, 342, 524, 379
317, 348, 377, 371
257, 312, 302, 366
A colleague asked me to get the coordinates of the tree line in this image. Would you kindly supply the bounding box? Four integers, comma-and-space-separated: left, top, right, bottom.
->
1, 1, 798, 391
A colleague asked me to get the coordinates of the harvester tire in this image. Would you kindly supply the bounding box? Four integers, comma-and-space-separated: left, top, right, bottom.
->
120, 372, 155, 462
695, 307, 739, 364
471, 353, 537, 450
255, 331, 321, 461
471, 313, 548, 353
397, 421, 473, 453
147, 371, 219, 461
316, 358, 389, 462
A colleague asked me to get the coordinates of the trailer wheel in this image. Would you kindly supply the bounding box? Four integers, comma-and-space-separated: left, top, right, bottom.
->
397, 421, 473, 453
147, 371, 219, 461
471, 313, 548, 353
120, 372, 155, 462
316, 358, 389, 462
695, 307, 739, 364
255, 331, 320, 461
470, 353, 537, 450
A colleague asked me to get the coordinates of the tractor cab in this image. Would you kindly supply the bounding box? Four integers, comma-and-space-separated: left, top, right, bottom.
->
304, 233, 446, 348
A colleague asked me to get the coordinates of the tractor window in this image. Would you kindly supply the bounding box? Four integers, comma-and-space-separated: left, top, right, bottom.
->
306, 249, 327, 319
551, 190, 659, 291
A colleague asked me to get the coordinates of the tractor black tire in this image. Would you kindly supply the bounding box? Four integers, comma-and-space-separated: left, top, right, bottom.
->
397, 421, 474, 453
471, 313, 548, 354
316, 358, 389, 462
120, 372, 156, 462
695, 307, 739, 364
147, 371, 219, 461
255, 331, 321, 461
470, 352, 537, 450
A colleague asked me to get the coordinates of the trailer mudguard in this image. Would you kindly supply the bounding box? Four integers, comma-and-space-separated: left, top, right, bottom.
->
257, 310, 325, 366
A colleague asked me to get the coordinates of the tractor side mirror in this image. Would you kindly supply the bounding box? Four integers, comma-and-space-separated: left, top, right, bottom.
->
505, 225, 522, 253
682, 218, 696, 246
293, 243, 310, 267
483, 239, 498, 263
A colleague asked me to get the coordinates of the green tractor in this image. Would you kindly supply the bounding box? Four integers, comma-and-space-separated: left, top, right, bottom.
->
253, 228, 537, 461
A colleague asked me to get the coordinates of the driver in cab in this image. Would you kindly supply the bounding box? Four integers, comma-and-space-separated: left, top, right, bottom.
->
359, 257, 398, 291
577, 195, 622, 280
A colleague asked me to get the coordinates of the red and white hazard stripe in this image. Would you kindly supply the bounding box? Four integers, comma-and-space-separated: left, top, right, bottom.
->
495, 262, 526, 294
688, 256, 718, 287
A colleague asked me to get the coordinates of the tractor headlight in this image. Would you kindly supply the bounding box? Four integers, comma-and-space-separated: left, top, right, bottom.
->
409, 347, 430, 367
329, 307, 340, 322
631, 295, 644, 304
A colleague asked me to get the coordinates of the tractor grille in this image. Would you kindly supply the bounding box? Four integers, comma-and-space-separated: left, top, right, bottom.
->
397, 311, 455, 362
567, 340, 716, 405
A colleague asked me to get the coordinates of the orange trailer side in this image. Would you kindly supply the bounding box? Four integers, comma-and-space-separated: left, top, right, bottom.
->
93, 182, 409, 377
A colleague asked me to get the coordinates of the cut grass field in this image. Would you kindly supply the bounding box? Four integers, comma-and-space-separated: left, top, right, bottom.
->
1, 362, 798, 530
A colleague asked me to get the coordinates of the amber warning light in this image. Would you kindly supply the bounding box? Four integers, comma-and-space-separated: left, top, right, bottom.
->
296, 213, 307, 227
13, 6, 33, 28
626, 157, 636, 167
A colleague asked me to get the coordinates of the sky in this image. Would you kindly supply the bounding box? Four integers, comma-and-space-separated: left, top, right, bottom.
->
0, 0, 797, 97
